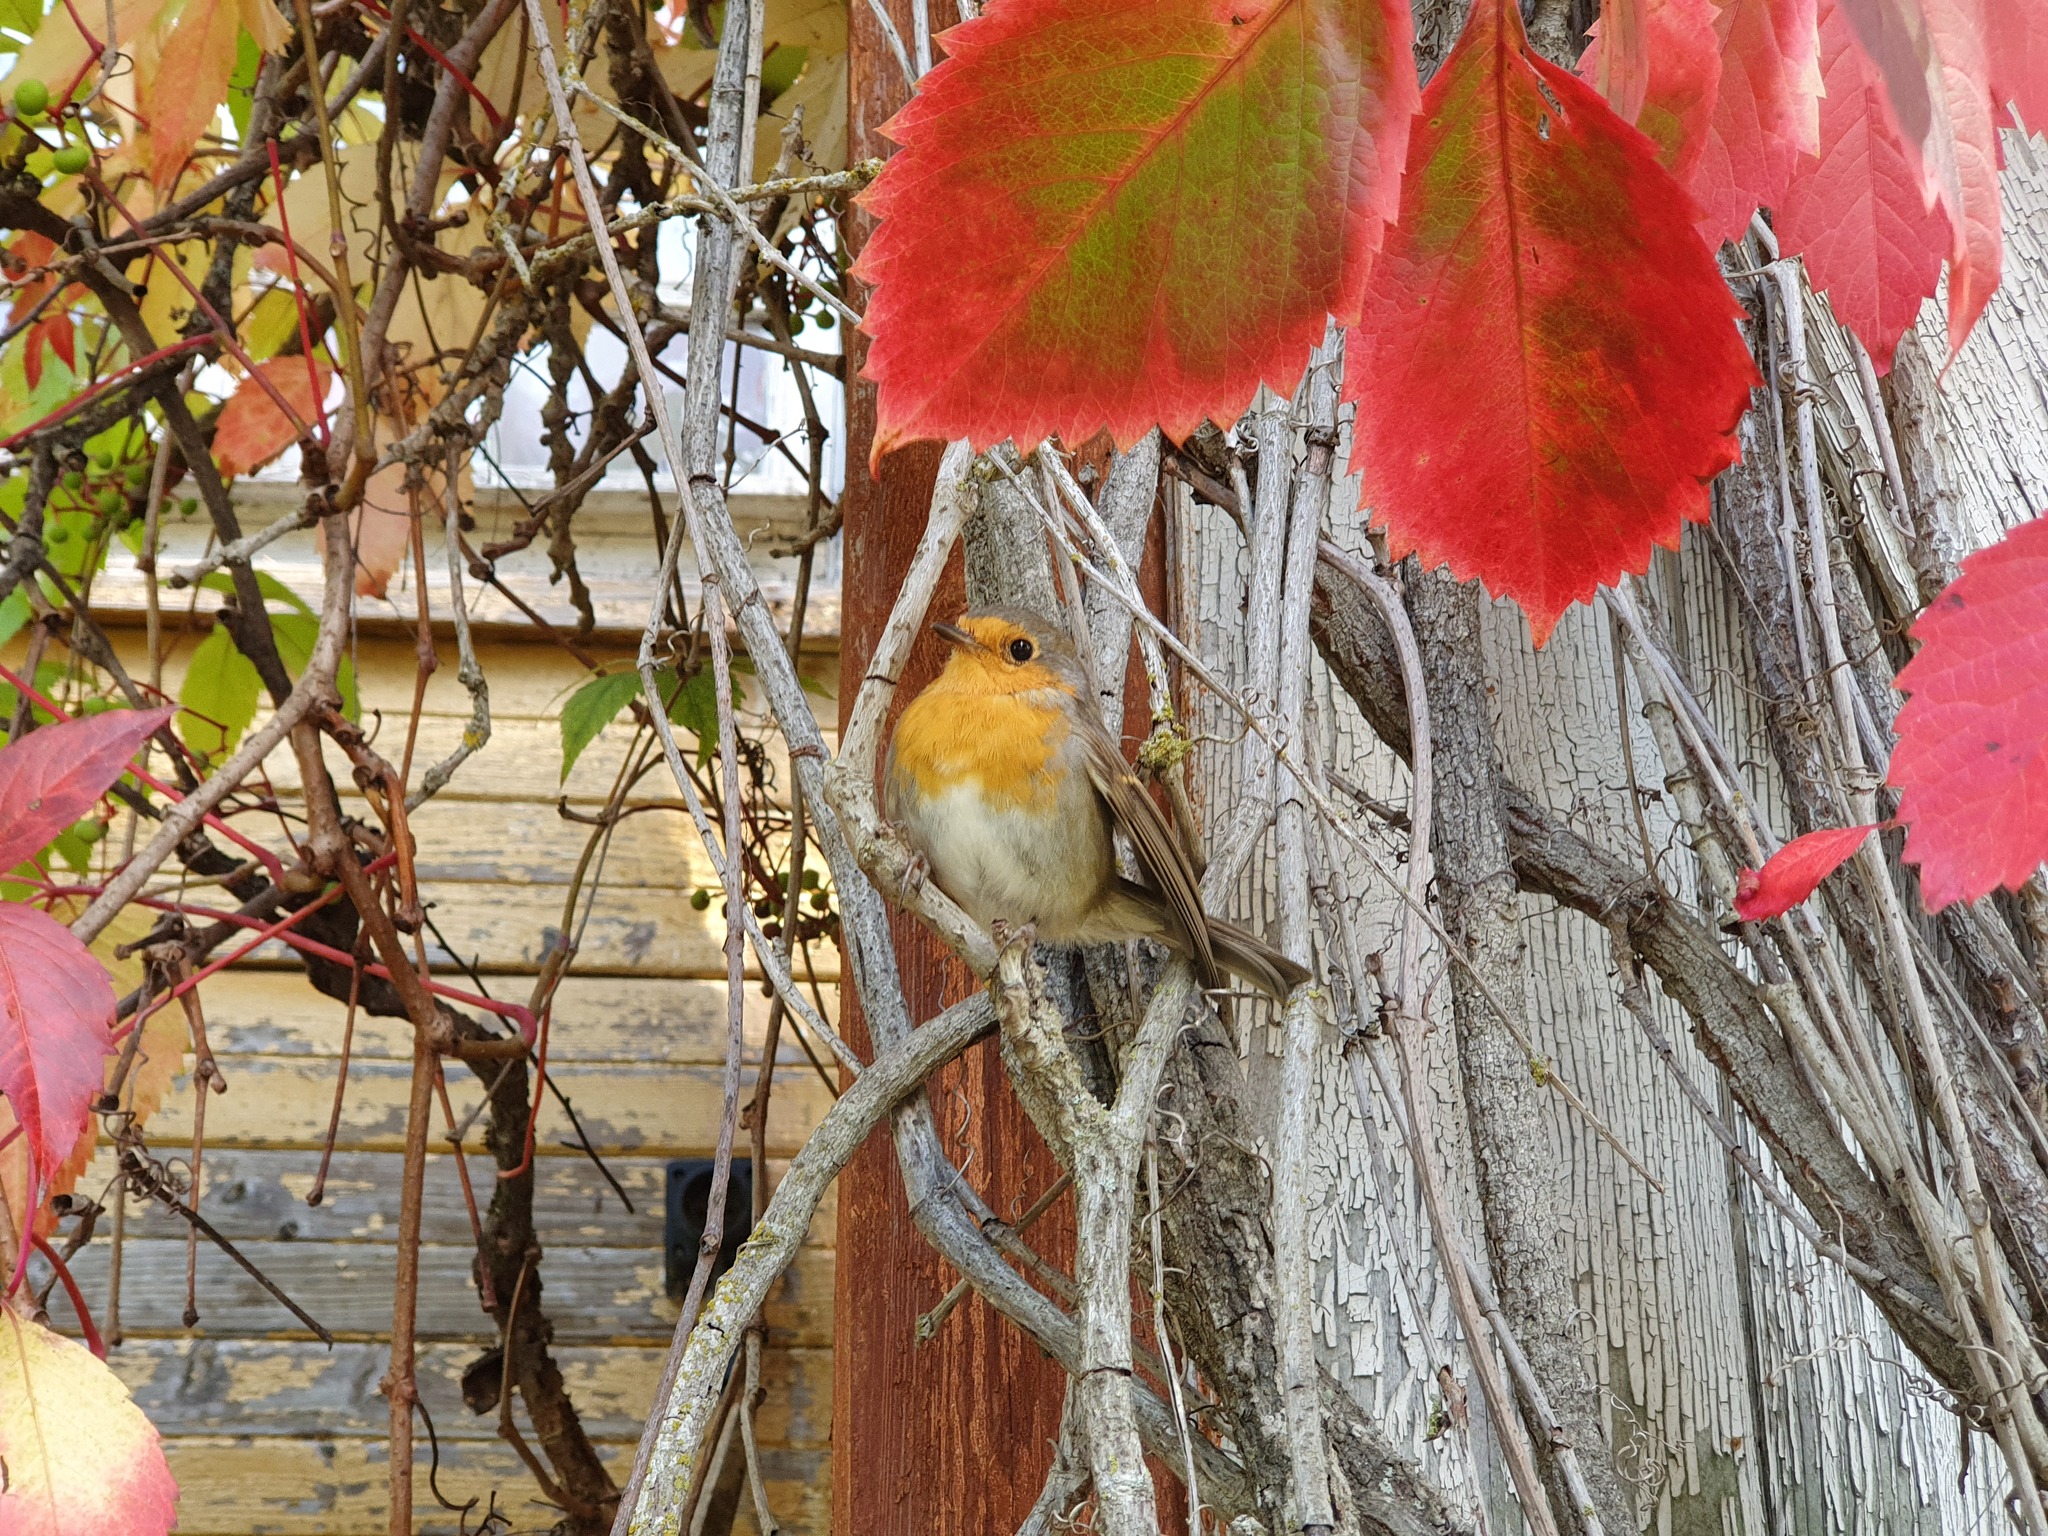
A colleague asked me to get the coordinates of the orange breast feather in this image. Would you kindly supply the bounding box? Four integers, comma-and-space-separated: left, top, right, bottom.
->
891, 688, 1069, 815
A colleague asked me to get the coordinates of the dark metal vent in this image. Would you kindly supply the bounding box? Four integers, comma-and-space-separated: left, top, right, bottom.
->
663, 1157, 754, 1301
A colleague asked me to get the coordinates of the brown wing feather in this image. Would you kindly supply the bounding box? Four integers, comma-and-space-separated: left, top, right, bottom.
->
1075, 712, 1220, 990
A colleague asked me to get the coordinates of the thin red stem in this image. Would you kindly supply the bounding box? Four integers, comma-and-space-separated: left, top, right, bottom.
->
354, 0, 506, 135
0, 336, 210, 449
499, 1000, 553, 1182
31, 1233, 105, 1357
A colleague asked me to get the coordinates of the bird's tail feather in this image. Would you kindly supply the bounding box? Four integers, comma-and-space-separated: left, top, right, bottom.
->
1101, 878, 1307, 1000
1203, 915, 1310, 1001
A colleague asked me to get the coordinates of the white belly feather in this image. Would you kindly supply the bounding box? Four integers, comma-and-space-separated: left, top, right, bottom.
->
889, 737, 1116, 941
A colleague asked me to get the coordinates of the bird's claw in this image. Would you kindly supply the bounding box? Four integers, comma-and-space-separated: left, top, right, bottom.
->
901, 848, 930, 900
989, 919, 1037, 955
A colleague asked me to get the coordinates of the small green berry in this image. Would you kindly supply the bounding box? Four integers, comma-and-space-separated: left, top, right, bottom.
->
802, 869, 820, 889
96, 488, 124, 516
12, 79, 49, 118
91, 450, 113, 470
178, 496, 199, 517
61, 469, 82, 491
125, 462, 149, 486
52, 143, 89, 176
809, 889, 830, 912
46, 523, 70, 545
690, 888, 712, 911
76, 820, 105, 844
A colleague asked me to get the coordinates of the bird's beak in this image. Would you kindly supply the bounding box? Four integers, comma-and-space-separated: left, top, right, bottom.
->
931, 621, 975, 650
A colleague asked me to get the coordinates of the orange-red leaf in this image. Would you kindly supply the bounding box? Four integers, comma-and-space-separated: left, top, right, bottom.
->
1345, 0, 1759, 645
1890, 513, 2048, 910
1921, 0, 2001, 354
1776, 0, 1950, 371
0, 1306, 178, 1536
212, 357, 330, 479
1734, 823, 1880, 920
854, 0, 1419, 457
143, 0, 242, 188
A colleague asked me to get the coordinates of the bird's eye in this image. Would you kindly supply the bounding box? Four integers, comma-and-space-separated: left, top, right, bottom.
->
1007, 637, 1034, 663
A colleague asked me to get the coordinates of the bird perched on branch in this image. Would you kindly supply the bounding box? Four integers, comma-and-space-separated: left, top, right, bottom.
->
884, 606, 1307, 1000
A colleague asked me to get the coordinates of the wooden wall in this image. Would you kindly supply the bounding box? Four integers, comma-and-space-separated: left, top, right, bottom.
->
25, 602, 841, 1535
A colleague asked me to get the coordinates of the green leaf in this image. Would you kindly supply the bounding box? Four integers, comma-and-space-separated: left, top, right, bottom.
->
271, 611, 357, 722
0, 587, 28, 651
761, 42, 807, 100
0, 0, 43, 39
226, 26, 259, 138
241, 287, 302, 362
178, 624, 263, 760
665, 666, 723, 767
560, 667, 646, 780
198, 568, 313, 616
47, 820, 94, 874
0, 659, 67, 735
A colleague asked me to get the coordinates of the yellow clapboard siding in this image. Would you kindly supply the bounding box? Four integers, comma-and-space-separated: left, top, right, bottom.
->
112, 1338, 831, 1446
156, 1435, 827, 1534
170, 970, 838, 1068
205, 882, 840, 979
111, 624, 838, 725
61, 609, 845, 1531
63, 1240, 834, 1345
134, 1057, 836, 1156
76, 1148, 836, 1249
271, 706, 837, 804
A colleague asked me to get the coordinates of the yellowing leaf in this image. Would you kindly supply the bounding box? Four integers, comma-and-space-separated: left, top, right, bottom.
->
0, 0, 174, 112
122, 1008, 190, 1126
343, 437, 470, 599
254, 142, 380, 284
238, 0, 287, 54
132, 238, 233, 350
143, 0, 243, 186
241, 285, 304, 360
0, 1305, 179, 1536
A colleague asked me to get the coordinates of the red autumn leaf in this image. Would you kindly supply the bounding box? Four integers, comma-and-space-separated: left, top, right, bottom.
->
1586, 0, 1652, 121
1688, 0, 1822, 242
1830, 0, 2001, 354
854, 0, 1419, 458
0, 1306, 179, 1536
21, 313, 74, 392
1920, 0, 2002, 354
1776, 0, 1950, 371
1344, 0, 1759, 645
0, 706, 176, 872
1733, 823, 1881, 920
1890, 513, 2048, 910
1983, 0, 2048, 133
1580, 0, 1721, 177
0, 905, 114, 1197
212, 357, 332, 479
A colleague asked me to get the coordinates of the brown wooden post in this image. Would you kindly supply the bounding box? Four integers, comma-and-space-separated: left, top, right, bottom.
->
833, 3, 1074, 1530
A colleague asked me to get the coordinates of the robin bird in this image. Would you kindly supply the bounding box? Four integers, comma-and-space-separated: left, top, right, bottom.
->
884, 605, 1308, 1000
